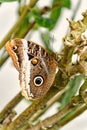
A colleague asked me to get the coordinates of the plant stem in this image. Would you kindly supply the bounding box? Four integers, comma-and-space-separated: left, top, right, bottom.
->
27, 80, 87, 130
58, 104, 87, 127
6, 87, 58, 130
46, 104, 86, 130
19, 1, 62, 38
0, 0, 38, 49
28, 104, 72, 130
29, 86, 69, 123
0, 124, 7, 130
0, 2, 64, 68
27, 98, 85, 130
0, 54, 9, 68
0, 92, 23, 123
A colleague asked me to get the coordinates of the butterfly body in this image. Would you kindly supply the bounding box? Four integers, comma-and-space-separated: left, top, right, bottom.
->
6, 38, 57, 99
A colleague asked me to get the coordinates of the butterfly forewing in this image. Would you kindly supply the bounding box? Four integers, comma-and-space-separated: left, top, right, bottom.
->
6, 38, 57, 100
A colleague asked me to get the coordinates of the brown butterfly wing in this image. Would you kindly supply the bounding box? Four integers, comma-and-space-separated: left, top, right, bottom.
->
27, 40, 57, 99
6, 38, 57, 99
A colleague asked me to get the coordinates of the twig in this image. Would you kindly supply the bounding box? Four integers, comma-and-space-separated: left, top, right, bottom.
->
0, 92, 23, 123
0, 0, 38, 49
29, 85, 69, 123
27, 79, 87, 130
6, 87, 58, 130
1, 2, 87, 130
58, 104, 87, 127
0, 54, 9, 67
27, 97, 86, 130
0, 2, 61, 68
0, 124, 6, 130
28, 104, 72, 130
46, 104, 86, 130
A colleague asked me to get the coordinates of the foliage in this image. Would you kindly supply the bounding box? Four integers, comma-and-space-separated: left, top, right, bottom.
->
0, 0, 87, 130
50, 0, 71, 29
0, 0, 17, 2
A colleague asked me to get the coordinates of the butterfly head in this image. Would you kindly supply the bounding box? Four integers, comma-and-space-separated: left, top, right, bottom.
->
6, 39, 21, 71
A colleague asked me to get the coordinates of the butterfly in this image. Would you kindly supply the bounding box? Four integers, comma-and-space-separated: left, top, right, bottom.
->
6, 38, 57, 100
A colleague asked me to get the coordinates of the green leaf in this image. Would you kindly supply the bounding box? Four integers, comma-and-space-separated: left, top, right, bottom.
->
64, 0, 71, 8
0, 0, 17, 2
41, 31, 54, 53
16, 11, 33, 37
16, 17, 29, 37
50, 7, 61, 29
59, 75, 84, 110
16, 7, 40, 37
50, 0, 71, 30
50, 0, 62, 20
32, 11, 56, 30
